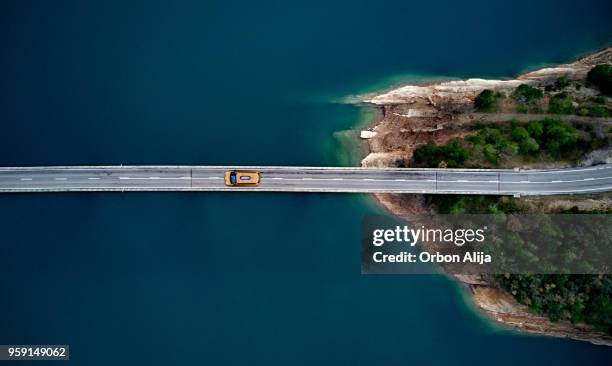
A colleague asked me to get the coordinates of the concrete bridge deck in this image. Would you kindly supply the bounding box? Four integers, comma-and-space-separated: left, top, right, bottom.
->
1, 165, 611, 195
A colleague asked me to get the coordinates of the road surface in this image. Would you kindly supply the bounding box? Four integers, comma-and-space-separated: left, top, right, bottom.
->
1, 165, 611, 195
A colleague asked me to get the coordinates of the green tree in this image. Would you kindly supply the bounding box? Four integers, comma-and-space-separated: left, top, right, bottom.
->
412, 140, 471, 168
511, 126, 530, 142
513, 84, 543, 104
519, 137, 539, 155
480, 127, 505, 146
554, 76, 570, 89
543, 118, 576, 155
587, 64, 612, 95
412, 141, 440, 167
482, 144, 498, 165
527, 120, 544, 141
475, 89, 500, 112
548, 92, 574, 114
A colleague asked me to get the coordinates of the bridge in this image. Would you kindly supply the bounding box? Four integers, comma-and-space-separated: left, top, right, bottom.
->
0, 165, 611, 195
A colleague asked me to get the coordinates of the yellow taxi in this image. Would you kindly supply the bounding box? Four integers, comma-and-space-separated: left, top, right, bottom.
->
224, 170, 261, 186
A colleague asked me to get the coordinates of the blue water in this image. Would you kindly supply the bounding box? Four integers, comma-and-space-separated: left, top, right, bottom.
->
1, 1, 611, 364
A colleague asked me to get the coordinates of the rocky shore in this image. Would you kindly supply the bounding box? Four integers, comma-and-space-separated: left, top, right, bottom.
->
358, 47, 612, 346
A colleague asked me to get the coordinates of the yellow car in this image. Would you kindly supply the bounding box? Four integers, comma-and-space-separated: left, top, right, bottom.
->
224, 170, 261, 186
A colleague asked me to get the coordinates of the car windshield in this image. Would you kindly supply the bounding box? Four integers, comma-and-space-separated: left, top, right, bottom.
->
229, 172, 237, 184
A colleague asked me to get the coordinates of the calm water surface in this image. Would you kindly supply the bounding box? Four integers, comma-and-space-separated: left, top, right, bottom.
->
1, 1, 611, 364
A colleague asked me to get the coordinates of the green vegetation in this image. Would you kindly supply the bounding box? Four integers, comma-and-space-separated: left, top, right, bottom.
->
413, 118, 584, 168
412, 139, 470, 168
418, 77, 612, 334
498, 274, 612, 334
474, 89, 503, 112
576, 96, 611, 117
512, 84, 543, 104
426, 195, 519, 215
545, 76, 571, 92
548, 92, 574, 114
554, 75, 570, 89
587, 64, 612, 95
577, 103, 610, 118
501, 69, 612, 117
427, 194, 612, 334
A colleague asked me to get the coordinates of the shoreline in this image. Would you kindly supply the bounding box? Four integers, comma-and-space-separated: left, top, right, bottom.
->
351, 46, 612, 346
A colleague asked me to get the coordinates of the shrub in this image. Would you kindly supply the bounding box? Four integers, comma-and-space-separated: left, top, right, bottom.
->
475, 89, 501, 112
412, 140, 471, 168
587, 64, 612, 95
516, 104, 528, 113
519, 137, 539, 155
588, 104, 610, 117
513, 84, 543, 104
542, 118, 576, 155
482, 144, 498, 165
589, 96, 606, 104
480, 127, 505, 146
548, 92, 574, 114
554, 76, 570, 89
412, 141, 440, 167
511, 126, 530, 142
527, 120, 544, 141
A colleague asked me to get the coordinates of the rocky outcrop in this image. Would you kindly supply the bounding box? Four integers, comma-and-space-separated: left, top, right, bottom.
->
472, 285, 612, 346
366, 48, 611, 106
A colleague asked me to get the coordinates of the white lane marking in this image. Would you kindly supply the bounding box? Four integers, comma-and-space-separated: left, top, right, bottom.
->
438, 189, 501, 192
55, 178, 67, 181
453, 176, 612, 184
20, 178, 32, 181
440, 171, 499, 174
504, 176, 612, 184
438, 180, 500, 183
88, 177, 100, 180
437, 180, 479, 183
532, 168, 599, 174
271, 177, 283, 180
395, 179, 406, 181
526, 166, 608, 174
519, 186, 612, 194
119, 176, 191, 180
275, 178, 435, 183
